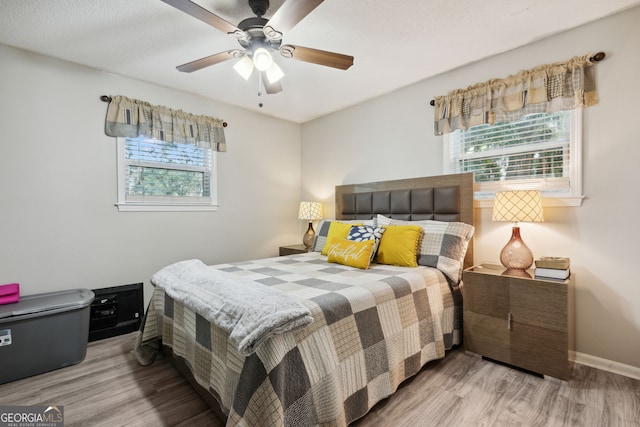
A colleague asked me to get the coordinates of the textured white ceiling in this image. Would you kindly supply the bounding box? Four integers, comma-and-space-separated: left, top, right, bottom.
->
1, 0, 639, 123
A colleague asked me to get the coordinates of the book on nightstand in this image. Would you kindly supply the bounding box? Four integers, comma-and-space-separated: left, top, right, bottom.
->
535, 257, 570, 280
535, 257, 570, 270
534, 267, 570, 280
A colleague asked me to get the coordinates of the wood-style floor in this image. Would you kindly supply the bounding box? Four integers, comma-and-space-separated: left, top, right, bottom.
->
1, 332, 638, 426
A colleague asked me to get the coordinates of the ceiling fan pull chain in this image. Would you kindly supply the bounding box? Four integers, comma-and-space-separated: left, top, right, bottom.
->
257, 74, 264, 108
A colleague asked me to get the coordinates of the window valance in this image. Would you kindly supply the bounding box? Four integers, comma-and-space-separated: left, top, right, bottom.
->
433, 53, 600, 135
104, 95, 227, 152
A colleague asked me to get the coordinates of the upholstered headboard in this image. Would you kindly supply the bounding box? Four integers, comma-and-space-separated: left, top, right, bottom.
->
335, 173, 475, 269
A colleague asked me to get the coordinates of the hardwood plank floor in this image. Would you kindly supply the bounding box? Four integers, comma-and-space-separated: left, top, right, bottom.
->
0, 332, 222, 427
1, 332, 638, 426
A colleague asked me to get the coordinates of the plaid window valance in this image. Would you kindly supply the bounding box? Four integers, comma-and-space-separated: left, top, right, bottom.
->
433, 53, 599, 135
105, 95, 227, 152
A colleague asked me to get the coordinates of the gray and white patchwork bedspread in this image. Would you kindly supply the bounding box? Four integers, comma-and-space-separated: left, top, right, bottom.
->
135, 252, 462, 426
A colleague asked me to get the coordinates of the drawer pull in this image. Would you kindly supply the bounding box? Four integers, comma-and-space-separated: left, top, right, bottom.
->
507, 312, 512, 330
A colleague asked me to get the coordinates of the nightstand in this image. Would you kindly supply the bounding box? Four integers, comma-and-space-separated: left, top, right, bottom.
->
279, 244, 309, 256
462, 264, 574, 380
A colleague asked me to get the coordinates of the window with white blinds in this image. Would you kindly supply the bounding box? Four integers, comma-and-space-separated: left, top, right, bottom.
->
116, 137, 218, 211
444, 109, 583, 206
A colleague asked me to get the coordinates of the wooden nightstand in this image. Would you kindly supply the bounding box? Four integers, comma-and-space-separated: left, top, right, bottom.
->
279, 244, 309, 256
462, 264, 574, 380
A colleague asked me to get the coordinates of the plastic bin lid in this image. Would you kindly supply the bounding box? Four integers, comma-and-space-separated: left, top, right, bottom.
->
0, 289, 95, 319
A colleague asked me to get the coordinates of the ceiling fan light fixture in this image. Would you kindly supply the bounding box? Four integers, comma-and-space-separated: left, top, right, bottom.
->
253, 47, 273, 71
265, 62, 284, 84
233, 56, 254, 80
163, 0, 356, 97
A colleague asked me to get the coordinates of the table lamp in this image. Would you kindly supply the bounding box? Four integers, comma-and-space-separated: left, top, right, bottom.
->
298, 201, 323, 249
492, 190, 544, 270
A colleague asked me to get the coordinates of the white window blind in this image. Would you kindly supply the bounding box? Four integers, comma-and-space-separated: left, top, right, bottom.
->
444, 110, 583, 206
116, 137, 218, 211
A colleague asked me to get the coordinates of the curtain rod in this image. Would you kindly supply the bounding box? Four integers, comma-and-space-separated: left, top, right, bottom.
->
100, 95, 228, 127
428, 51, 606, 106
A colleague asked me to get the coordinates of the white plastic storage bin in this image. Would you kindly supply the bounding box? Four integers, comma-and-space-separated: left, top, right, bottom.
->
0, 289, 95, 384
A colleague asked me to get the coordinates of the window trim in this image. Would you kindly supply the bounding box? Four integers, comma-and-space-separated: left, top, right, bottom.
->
443, 108, 584, 208
115, 137, 219, 212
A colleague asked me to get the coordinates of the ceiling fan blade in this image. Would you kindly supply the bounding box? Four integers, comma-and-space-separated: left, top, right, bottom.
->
177, 50, 240, 73
160, 0, 244, 38
280, 45, 353, 70
261, 72, 283, 94
263, 0, 324, 40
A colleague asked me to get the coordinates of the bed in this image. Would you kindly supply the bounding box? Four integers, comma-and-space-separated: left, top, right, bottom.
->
133, 172, 475, 426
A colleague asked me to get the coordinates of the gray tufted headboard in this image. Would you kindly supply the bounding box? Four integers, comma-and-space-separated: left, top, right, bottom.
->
335, 173, 475, 269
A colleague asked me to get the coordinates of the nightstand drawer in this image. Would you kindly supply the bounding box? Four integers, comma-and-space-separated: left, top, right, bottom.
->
511, 321, 568, 379
463, 311, 510, 361
463, 272, 509, 318
510, 279, 567, 333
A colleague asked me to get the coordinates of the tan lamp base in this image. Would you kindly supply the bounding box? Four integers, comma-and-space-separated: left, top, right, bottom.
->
302, 222, 315, 249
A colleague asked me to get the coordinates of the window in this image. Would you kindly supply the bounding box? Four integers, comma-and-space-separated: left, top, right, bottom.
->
444, 109, 583, 206
116, 137, 218, 211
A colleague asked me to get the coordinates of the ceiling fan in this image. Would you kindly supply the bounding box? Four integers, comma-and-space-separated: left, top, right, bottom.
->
161, 0, 354, 94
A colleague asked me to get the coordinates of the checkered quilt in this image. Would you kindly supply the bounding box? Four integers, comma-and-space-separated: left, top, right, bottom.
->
136, 252, 461, 426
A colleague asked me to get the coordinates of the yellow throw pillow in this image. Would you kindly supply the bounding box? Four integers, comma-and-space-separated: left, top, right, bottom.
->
326, 238, 375, 269
321, 222, 361, 255
376, 225, 423, 267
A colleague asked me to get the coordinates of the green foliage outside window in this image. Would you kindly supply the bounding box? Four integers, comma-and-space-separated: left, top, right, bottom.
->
125, 138, 211, 198
452, 111, 570, 183
126, 166, 205, 197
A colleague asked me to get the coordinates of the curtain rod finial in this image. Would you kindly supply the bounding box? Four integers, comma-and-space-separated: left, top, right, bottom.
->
100, 95, 112, 102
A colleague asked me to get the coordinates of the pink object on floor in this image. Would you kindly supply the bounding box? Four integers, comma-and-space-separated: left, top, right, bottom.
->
0, 283, 19, 305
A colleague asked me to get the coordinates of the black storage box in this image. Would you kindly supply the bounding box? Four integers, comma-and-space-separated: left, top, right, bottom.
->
89, 283, 143, 341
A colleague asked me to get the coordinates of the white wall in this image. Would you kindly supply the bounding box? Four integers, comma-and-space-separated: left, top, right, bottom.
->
302, 7, 640, 371
0, 44, 302, 305
2, 7, 638, 375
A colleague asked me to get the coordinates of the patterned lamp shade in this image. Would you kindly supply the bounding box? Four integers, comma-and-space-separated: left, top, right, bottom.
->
298, 202, 323, 221
492, 191, 544, 223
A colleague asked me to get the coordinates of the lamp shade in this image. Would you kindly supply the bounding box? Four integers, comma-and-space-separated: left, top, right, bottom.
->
265, 62, 284, 84
492, 191, 544, 223
253, 47, 273, 71
298, 202, 323, 220
233, 56, 254, 80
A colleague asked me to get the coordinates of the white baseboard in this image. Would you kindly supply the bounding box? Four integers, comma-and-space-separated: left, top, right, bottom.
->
571, 351, 640, 381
